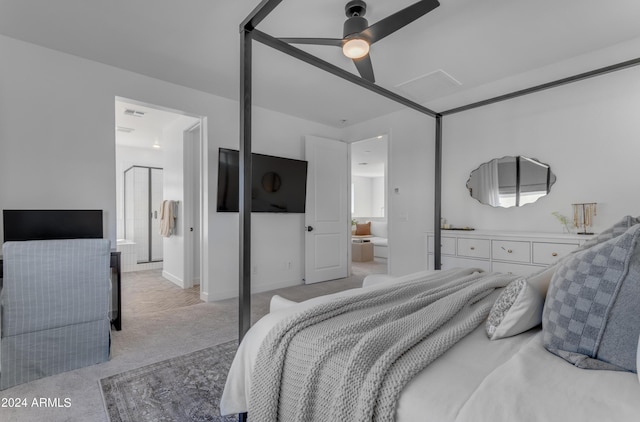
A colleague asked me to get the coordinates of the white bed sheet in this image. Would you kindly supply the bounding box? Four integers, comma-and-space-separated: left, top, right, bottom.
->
220, 271, 640, 421
456, 331, 640, 422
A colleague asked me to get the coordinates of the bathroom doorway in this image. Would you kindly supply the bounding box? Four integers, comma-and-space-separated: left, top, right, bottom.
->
114, 98, 203, 292
350, 134, 389, 276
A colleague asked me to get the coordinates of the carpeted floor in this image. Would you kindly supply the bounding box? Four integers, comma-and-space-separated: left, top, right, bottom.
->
101, 340, 238, 422
121, 269, 202, 318
0, 262, 383, 421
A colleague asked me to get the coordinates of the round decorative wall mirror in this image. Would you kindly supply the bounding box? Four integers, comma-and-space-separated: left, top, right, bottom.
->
466, 156, 556, 208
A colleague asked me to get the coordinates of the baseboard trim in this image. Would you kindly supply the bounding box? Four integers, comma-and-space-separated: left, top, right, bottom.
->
162, 270, 184, 288
206, 278, 303, 302
200, 290, 209, 302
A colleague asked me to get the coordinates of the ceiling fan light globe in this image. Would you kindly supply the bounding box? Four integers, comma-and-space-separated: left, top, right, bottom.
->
342, 38, 369, 59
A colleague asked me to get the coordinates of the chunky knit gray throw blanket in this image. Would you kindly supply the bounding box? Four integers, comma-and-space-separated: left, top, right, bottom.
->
248, 268, 517, 422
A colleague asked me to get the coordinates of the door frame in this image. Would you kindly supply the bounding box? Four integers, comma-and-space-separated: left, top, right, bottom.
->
348, 132, 391, 274
183, 121, 203, 290
114, 96, 208, 296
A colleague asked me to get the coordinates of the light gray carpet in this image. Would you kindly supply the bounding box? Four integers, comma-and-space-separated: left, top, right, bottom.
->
121, 269, 202, 318
101, 340, 238, 422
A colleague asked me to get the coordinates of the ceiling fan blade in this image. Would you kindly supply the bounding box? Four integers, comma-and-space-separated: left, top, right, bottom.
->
353, 54, 375, 83
360, 0, 440, 44
279, 37, 343, 47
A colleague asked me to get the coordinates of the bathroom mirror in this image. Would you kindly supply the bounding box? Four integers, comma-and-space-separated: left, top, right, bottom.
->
466, 156, 556, 208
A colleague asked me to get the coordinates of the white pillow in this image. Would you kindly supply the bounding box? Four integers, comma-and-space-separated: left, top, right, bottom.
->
269, 295, 298, 313
486, 265, 556, 340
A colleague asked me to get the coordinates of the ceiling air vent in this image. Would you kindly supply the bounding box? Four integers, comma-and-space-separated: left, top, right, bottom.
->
124, 108, 145, 117
116, 126, 135, 133
395, 69, 462, 103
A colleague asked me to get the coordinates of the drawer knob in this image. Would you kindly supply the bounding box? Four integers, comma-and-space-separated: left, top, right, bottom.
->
552, 252, 558, 257
507, 249, 513, 254
470, 246, 475, 250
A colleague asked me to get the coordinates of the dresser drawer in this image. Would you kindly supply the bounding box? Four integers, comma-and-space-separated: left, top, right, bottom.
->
457, 238, 490, 259
428, 236, 456, 255
532, 242, 579, 265
492, 240, 530, 263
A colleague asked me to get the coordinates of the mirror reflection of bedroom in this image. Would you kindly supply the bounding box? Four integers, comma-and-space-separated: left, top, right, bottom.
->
350, 135, 388, 277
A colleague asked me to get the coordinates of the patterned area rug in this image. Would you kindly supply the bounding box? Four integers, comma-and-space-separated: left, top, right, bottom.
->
100, 340, 239, 422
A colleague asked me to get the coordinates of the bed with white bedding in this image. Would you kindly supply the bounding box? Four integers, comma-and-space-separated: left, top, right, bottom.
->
220, 217, 640, 421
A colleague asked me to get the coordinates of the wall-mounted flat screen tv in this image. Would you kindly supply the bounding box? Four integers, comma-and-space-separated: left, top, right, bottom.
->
216, 148, 308, 213
3, 209, 104, 242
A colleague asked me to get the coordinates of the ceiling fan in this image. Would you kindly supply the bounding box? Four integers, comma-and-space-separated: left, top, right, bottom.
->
279, 0, 440, 83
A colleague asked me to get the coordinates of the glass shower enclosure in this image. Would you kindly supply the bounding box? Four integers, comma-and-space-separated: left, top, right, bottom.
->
124, 166, 164, 264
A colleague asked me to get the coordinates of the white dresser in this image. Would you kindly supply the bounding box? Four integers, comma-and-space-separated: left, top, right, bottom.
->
426, 230, 592, 275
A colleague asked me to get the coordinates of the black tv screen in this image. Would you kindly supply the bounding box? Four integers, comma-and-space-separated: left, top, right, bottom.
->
3, 209, 104, 242
217, 148, 308, 213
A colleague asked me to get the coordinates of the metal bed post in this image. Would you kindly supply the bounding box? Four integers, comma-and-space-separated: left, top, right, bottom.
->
237, 4, 283, 419
239, 27, 252, 345
434, 114, 443, 270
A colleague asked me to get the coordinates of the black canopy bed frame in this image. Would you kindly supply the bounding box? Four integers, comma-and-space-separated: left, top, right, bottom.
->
236, 3, 640, 417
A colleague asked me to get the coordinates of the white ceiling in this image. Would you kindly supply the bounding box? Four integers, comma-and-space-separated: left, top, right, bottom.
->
2, 0, 640, 128
115, 100, 187, 150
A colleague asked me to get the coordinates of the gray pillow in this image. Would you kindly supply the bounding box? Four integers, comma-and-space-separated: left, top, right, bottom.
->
542, 223, 640, 373
578, 215, 640, 251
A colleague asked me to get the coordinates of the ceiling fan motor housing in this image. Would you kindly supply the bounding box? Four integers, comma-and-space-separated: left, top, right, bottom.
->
344, 16, 369, 38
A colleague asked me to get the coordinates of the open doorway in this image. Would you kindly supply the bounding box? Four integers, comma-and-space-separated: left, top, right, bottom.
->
114, 98, 204, 316
350, 135, 388, 276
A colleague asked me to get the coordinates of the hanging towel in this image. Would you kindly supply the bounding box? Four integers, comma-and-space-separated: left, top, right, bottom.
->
160, 200, 177, 237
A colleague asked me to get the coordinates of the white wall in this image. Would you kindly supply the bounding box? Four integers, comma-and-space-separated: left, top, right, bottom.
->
344, 60, 640, 275
211, 109, 343, 299
371, 176, 385, 217
344, 110, 436, 276
0, 34, 341, 302
441, 65, 640, 234
352, 175, 385, 219
352, 176, 373, 218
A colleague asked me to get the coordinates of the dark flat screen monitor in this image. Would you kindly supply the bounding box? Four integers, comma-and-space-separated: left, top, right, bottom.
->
216, 148, 308, 213
3, 209, 104, 242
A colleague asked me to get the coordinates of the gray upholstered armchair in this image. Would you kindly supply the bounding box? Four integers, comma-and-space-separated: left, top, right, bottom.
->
0, 239, 111, 390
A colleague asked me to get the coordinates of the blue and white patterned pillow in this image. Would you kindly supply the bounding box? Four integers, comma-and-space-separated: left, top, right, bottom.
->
543, 223, 640, 372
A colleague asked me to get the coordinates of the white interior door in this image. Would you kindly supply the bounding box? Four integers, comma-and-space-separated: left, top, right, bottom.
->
304, 135, 349, 284
183, 123, 201, 288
